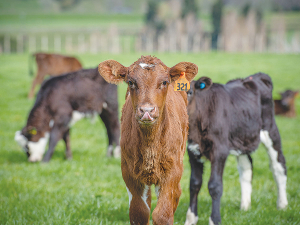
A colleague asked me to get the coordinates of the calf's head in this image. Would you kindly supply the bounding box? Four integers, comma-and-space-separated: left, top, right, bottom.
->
280, 90, 299, 108
187, 77, 213, 104
98, 56, 198, 126
15, 125, 49, 162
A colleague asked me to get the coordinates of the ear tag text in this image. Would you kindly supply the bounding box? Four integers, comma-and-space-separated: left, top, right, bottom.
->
174, 72, 190, 91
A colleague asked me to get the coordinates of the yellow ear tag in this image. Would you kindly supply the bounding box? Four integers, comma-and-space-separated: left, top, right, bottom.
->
174, 72, 190, 91
29, 129, 37, 135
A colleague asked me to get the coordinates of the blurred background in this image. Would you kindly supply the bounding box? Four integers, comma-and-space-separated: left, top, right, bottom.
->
1, 1, 300, 224
1, 0, 300, 54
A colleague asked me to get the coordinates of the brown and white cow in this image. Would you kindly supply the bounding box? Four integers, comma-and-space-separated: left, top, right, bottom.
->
274, 90, 298, 117
185, 73, 288, 225
28, 53, 82, 99
15, 68, 120, 162
98, 56, 198, 225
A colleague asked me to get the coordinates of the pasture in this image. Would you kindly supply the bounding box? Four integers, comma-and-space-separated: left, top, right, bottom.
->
0, 53, 300, 224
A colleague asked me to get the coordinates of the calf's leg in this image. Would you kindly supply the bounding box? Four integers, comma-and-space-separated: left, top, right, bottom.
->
100, 109, 120, 158
185, 144, 204, 225
152, 180, 182, 225
42, 125, 64, 162
28, 70, 45, 99
260, 129, 288, 209
122, 163, 151, 225
63, 129, 72, 160
208, 153, 227, 225
237, 154, 253, 210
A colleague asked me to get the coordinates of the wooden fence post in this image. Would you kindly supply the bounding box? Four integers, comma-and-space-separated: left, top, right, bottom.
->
78, 34, 86, 53
29, 35, 36, 53
54, 34, 61, 53
180, 34, 188, 53
66, 35, 73, 53
17, 34, 23, 53
89, 33, 98, 54
41, 35, 48, 52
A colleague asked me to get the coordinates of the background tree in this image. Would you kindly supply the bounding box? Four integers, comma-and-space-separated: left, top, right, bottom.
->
211, 0, 223, 49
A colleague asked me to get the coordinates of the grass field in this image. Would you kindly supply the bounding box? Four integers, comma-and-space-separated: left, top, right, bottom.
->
1, 53, 300, 224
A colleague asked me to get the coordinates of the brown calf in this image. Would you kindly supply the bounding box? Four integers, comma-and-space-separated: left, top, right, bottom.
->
98, 56, 198, 225
28, 53, 82, 99
274, 90, 298, 117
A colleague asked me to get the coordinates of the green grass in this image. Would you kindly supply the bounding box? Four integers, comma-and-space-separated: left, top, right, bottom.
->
1, 53, 300, 224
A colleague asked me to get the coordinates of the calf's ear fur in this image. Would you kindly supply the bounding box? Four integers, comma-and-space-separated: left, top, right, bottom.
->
98, 60, 128, 84
195, 77, 212, 90
169, 62, 198, 82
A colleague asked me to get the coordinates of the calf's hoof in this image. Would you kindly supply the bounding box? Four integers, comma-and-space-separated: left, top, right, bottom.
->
277, 199, 288, 210
113, 146, 121, 158
184, 208, 198, 225
106, 145, 113, 157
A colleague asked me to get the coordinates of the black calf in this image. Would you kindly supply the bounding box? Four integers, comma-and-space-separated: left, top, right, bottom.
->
184, 73, 288, 225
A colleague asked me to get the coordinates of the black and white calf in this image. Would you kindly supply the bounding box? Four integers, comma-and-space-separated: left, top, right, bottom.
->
15, 68, 120, 162
184, 73, 288, 225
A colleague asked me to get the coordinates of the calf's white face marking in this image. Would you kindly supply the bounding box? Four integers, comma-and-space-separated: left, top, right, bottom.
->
27, 133, 49, 162
139, 63, 155, 69
14, 130, 49, 162
237, 154, 252, 210
184, 207, 198, 225
14, 130, 27, 149
260, 130, 288, 209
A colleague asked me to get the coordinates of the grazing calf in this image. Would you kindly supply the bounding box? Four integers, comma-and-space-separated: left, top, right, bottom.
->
98, 56, 198, 225
274, 90, 298, 117
15, 68, 120, 162
184, 73, 288, 225
28, 53, 82, 99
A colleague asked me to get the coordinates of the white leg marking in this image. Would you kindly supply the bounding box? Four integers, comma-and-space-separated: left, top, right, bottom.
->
237, 155, 252, 210
209, 217, 215, 225
113, 146, 121, 158
27, 132, 49, 162
49, 119, 54, 128
184, 207, 198, 225
102, 102, 108, 109
141, 185, 150, 210
155, 185, 160, 199
260, 130, 288, 209
106, 145, 113, 157
230, 149, 242, 156
188, 143, 200, 156
126, 186, 133, 206
69, 110, 85, 127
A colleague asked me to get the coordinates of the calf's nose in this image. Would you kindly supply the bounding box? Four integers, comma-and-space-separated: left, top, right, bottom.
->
139, 106, 155, 114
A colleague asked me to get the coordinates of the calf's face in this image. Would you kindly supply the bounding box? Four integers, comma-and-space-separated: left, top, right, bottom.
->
14, 126, 49, 162
98, 56, 198, 126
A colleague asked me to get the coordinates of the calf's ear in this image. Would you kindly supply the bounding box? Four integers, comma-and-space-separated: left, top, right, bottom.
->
169, 62, 198, 82
98, 60, 128, 84
195, 77, 212, 90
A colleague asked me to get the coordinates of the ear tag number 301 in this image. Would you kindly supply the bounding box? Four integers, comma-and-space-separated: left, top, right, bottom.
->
174, 72, 190, 91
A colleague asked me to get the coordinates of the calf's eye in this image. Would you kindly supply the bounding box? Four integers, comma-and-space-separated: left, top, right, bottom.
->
163, 81, 167, 86
128, 81, 135, 88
